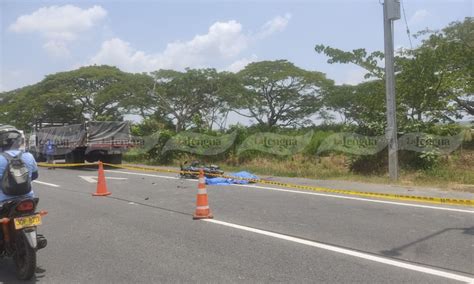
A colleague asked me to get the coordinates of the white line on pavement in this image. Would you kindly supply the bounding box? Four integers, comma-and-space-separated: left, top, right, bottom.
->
105, 170, 180, 180
233, 184, 474, 214
104, 170, 474, 214
203, 219, 474, 283
33, 180, 60, 188
79, 175, 128, 183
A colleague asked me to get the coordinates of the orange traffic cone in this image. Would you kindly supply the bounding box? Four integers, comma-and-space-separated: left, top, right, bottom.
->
193, 169, 213, 220
93, 161, 111, 196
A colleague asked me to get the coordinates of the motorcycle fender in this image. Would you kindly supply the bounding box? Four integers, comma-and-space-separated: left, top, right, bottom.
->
21, 229, 37, 249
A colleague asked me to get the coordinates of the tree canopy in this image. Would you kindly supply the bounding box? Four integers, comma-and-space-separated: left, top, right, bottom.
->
233, 60, 333, 128
1, 18, 471, 134
315, 17, 473, 131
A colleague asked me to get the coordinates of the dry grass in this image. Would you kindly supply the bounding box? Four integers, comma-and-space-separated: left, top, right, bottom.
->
221, 152, 474, 191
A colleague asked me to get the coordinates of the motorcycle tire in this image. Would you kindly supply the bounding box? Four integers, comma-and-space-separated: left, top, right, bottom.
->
14, 232, 37, 280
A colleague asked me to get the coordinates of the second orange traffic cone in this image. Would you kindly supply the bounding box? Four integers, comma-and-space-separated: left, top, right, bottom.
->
93, 161, 111, 196
193, 169, 213, 219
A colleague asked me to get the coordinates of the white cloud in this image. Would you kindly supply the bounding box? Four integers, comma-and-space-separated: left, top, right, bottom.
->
9, 5, 107, 57
89, 15, 290, 73
225, 55, 258, 73
409, 9, 430, 26
89, 38, 155, 72
342, 68, 367, 85
43, 41, 70, 57
258, 13, 292, 38
161, 20, 248, 63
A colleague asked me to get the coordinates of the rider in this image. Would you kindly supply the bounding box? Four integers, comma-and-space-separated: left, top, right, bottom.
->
0, 125, 38, 203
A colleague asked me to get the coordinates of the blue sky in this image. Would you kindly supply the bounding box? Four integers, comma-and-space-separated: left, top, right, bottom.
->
1, 0, 472, 94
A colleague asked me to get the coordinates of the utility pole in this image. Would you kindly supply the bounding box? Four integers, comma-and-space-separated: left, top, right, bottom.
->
383, 0, 400, 181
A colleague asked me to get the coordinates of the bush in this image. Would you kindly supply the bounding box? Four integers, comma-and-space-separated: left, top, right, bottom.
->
146, 130, 177, 164
349, 150, 388, 175
304, 130, 334, 156
123, 148, 147, 164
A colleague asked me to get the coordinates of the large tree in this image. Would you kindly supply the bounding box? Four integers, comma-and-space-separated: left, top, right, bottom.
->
0, 65, 153, 129
39, 65, 131, 121
325, 81, 386, 134
150, 68, 225, 132
233, 60, 332, 128
117, 72, 156, 118
315, 17, 473, 126
0, 85, 81, 130
416, 17, 473, 116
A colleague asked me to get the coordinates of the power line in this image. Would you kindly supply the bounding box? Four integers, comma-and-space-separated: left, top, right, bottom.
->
401, 0, 413, 49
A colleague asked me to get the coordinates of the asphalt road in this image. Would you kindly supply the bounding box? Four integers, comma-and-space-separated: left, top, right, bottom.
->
0, 166, 473, 283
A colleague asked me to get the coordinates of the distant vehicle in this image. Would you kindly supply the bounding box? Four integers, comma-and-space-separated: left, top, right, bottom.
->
28, 121, 134, 164
18, 130, 26, 151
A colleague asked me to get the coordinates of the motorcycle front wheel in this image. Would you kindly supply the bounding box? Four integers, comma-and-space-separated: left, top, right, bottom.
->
14, 232, 36, 280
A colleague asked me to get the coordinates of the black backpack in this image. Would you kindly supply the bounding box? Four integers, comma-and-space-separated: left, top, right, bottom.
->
1, 152, 31, 196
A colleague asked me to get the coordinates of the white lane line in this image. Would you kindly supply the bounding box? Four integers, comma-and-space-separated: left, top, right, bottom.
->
33, 180, 60, 188
105, 170, 180, 180
233, 184, 474, 214
103, 170, 474, 214
79, 176, 128, 183
204, 219, 474, 283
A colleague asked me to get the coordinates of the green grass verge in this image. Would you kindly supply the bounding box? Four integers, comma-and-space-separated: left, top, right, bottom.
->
123, 150, 474, 192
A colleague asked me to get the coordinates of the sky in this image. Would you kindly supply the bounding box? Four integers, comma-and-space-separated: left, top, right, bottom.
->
0, 0, 472, 124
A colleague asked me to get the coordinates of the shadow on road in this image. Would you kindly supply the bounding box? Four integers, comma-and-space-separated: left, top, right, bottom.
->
0, 258, 46, 283
380, 226, 474, 257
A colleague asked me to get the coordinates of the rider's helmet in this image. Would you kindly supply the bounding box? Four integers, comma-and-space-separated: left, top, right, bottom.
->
0, 124, 21, 152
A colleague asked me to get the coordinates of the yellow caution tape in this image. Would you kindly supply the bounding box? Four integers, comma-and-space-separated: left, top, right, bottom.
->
38, 162, 474, 207
38, 162, 97, 167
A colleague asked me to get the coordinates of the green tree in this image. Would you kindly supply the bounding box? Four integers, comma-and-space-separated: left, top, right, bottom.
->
315, 17, 473, 126
314, 45, 384, 79
0, 65, 153, 129
0, 86, 81, 130
325, 81, 386, 134
117, 72, 156, 118
39, 65, 131, 121
233, 60, 332, 129
150, 68, 225, 132
412, 17, 473, 117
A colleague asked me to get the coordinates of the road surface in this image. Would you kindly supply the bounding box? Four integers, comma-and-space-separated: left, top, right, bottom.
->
1, 166, 473, 283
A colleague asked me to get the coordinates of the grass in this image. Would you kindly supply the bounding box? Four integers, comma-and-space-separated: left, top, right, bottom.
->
123, 149, 474, 192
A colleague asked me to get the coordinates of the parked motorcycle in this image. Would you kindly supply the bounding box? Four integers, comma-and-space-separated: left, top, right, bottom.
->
0, 197, 47, 280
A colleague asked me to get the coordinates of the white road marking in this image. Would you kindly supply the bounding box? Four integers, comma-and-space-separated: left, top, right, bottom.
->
105, 170, 180, 180
103, 170, 474, 214
33, 180, 60, 188
233, 184, 474, 214
79, 176, 128, 183
79, 176, 96, 183
204, 219, 474, 283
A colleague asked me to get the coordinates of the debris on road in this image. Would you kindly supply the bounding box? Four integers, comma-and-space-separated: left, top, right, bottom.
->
180, 160, 224, 179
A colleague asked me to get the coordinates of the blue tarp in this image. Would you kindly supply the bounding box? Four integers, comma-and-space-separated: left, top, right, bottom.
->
206, 171, 259, 185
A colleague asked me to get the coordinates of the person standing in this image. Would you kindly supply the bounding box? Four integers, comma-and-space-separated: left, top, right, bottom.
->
44, 139, 56, 170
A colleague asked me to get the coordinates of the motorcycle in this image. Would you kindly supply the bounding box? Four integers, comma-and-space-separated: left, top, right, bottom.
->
180, 160, 224, 179
0, 197, 47, 280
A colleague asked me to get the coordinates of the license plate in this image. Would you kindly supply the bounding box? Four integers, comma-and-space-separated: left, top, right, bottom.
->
14, 214, 42, 230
